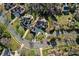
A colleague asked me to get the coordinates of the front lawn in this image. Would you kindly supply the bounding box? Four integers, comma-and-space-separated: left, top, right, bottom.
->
8, 38, 20, 51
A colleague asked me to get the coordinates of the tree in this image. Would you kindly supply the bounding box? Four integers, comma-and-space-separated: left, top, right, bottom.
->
74, 7, 79, 21
28, 3, 62, 20
69, 4, 76, 14
3, 32, 11, 38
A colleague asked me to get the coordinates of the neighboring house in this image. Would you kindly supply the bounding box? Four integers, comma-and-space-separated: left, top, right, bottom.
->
20, 15, 33, 30
1, 48, 13, 56
4, 3, 16, 10
11, 5, 25, 17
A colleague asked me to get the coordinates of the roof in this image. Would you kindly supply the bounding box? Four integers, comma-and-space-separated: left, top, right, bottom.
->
1, 48, 13, 56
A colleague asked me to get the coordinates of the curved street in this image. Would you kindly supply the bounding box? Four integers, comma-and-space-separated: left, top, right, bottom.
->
0, 13, 48, 49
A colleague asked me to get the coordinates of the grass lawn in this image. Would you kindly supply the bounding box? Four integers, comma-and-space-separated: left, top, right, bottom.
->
47, 16, 54, 31
5, 11, 11, 21
8, 38, 20, 51
0, 23, 7, 31
12, 19, 25, 37
75, 21, 79, 28
56, 13, 73, 29
28, 49, 38, 56
12, 18, 20, 32
25, 32, 33, 41
12, 18, 20, 27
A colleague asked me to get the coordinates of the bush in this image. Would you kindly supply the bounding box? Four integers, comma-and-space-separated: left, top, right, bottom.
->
3, 32, 11, 38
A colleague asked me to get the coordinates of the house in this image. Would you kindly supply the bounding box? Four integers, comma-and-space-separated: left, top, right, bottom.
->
20, 15, 33, 30
11, 5, 25, 17
35, 18, 48, 32
1, 48, 13, 56
4, 3, 16, 10
30, 27, 43, 36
